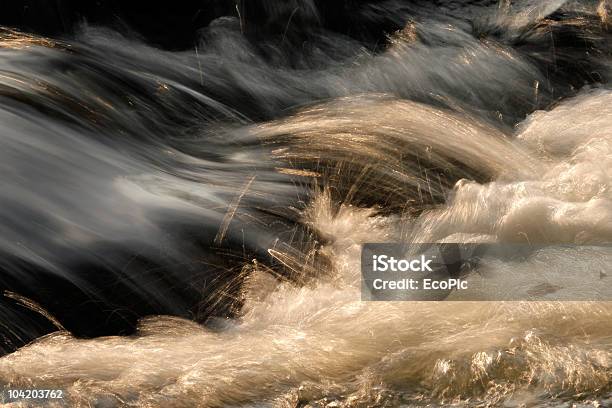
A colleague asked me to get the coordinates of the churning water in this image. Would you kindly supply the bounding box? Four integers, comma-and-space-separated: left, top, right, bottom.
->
0, 0, 612, 406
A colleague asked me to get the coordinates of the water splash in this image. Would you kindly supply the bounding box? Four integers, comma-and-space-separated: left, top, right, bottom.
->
0, 0, 611, 406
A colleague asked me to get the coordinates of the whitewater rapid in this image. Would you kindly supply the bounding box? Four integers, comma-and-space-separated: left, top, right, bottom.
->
1, 89, 611, 407
0, 0, 611, 406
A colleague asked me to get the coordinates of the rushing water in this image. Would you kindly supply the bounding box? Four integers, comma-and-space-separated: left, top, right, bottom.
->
0, 1, 611, 407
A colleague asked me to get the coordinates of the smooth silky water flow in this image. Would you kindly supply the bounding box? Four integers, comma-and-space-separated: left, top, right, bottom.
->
0, 1, 611, 406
